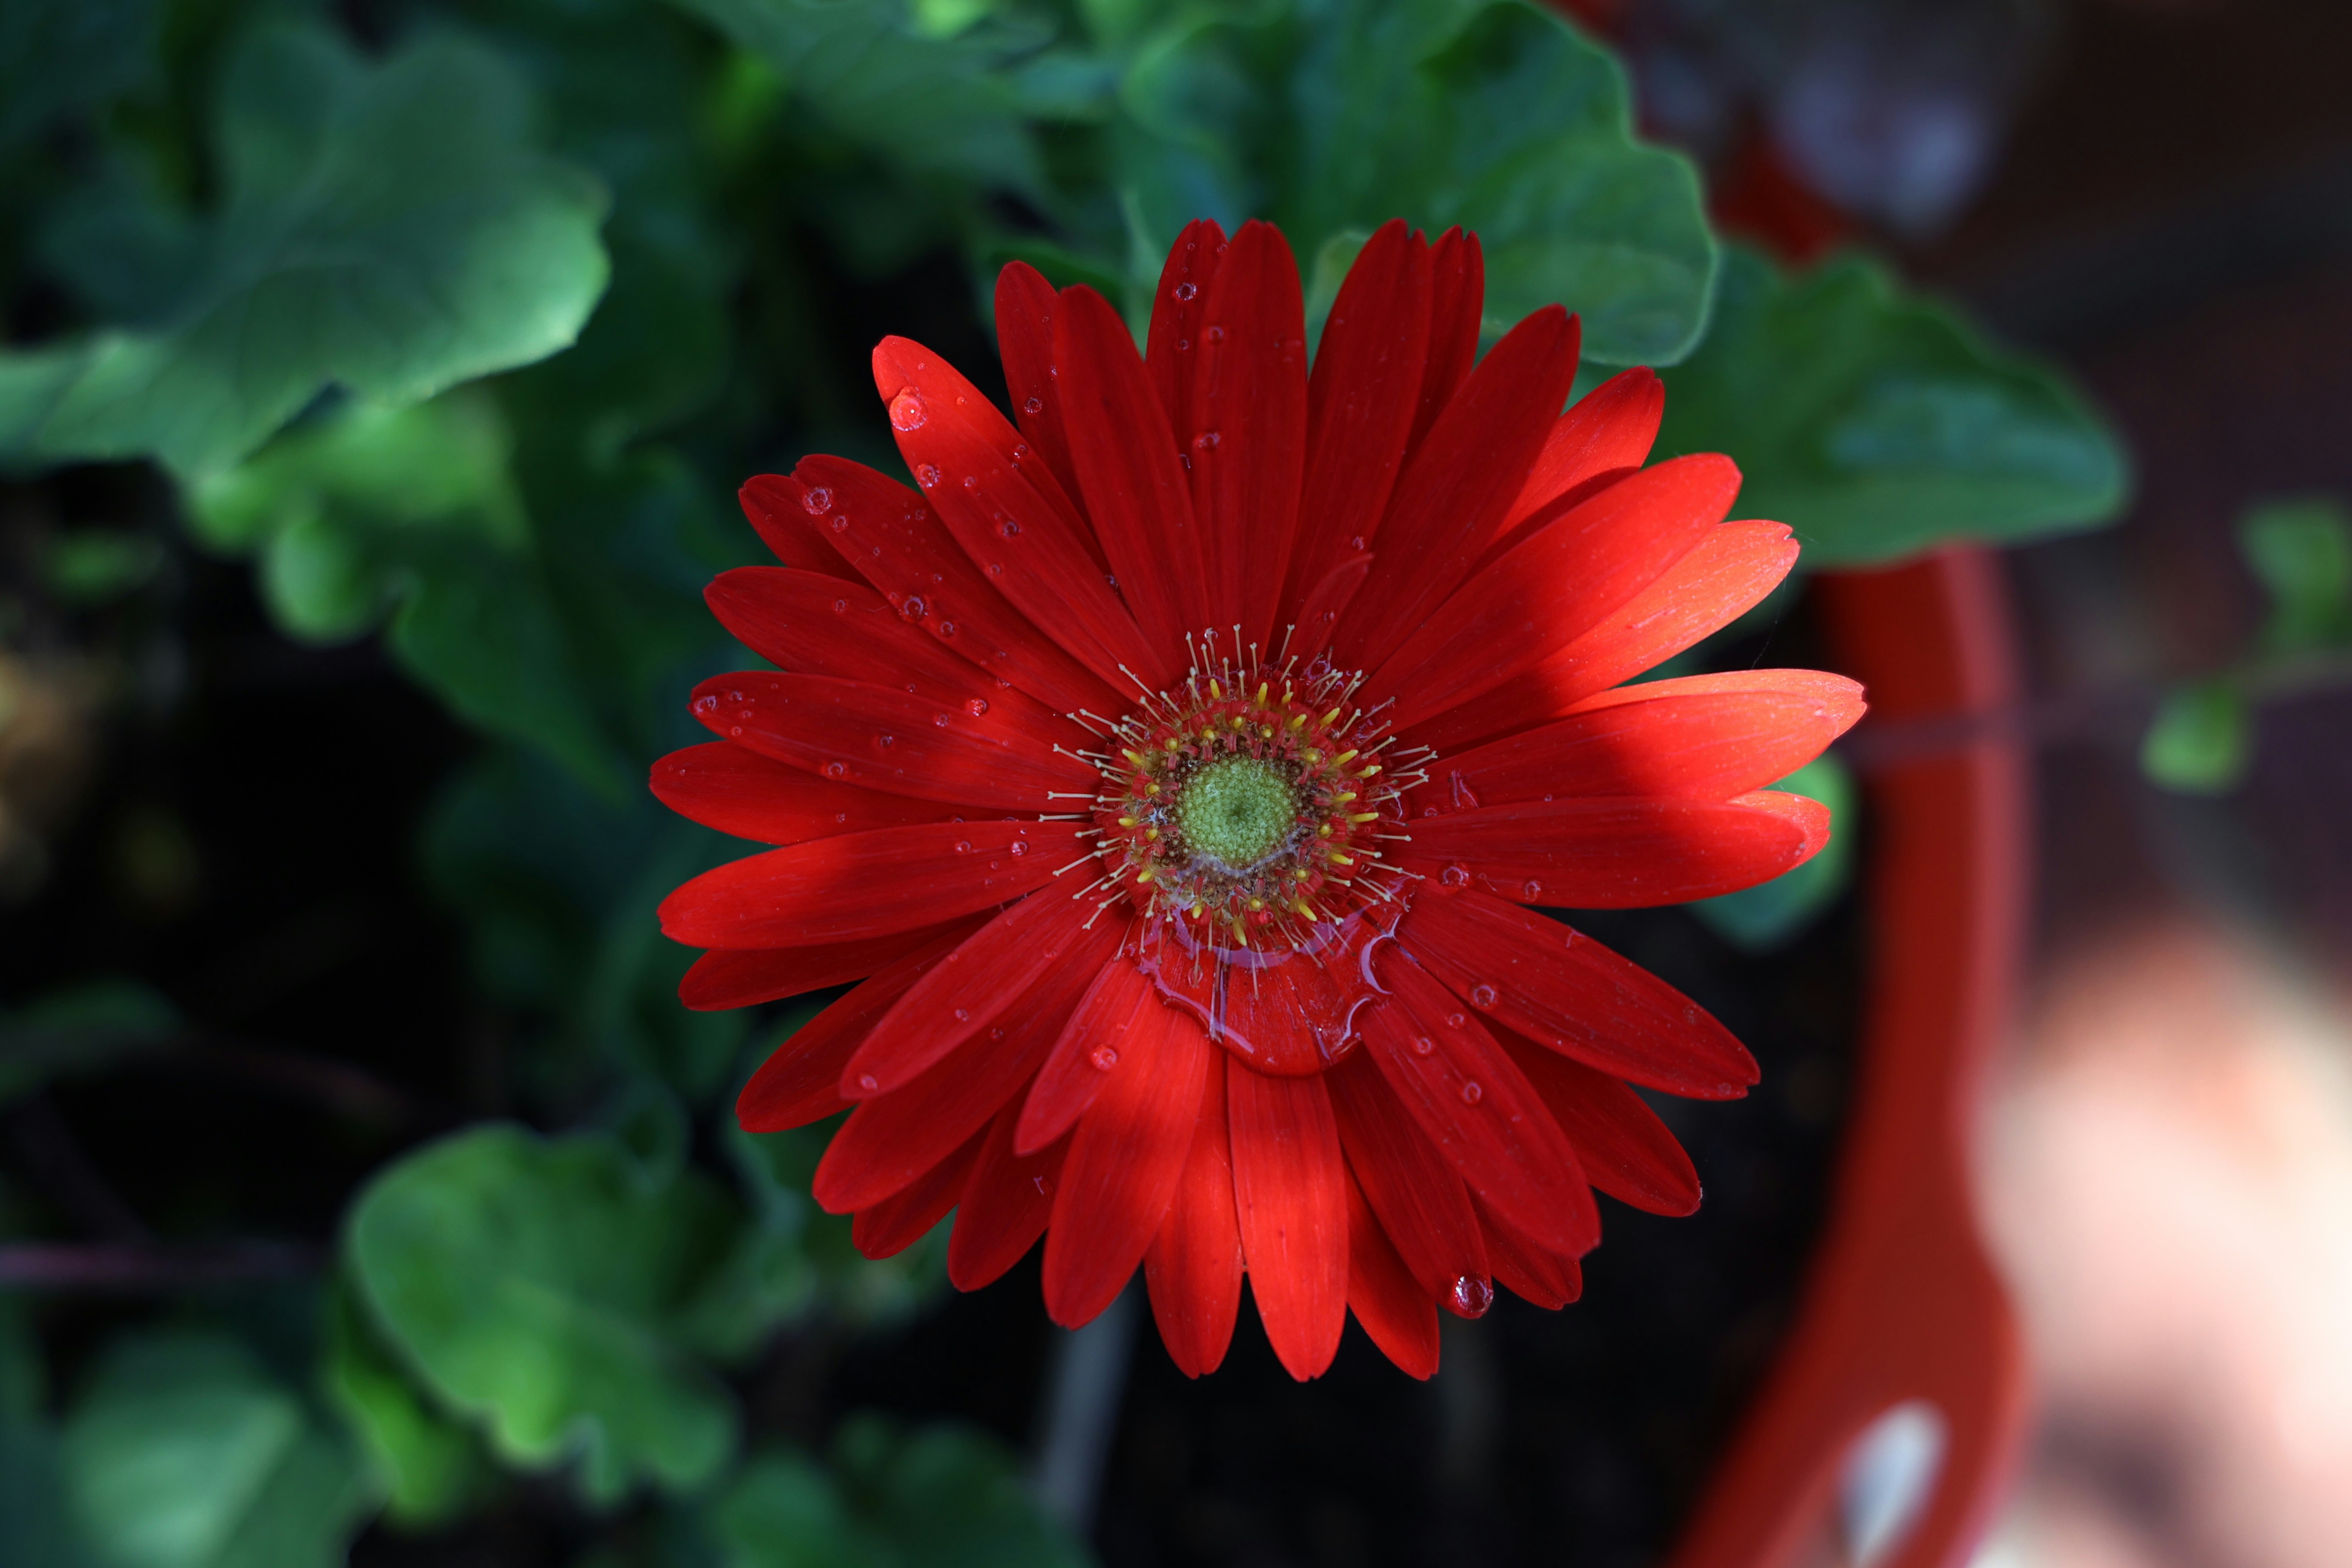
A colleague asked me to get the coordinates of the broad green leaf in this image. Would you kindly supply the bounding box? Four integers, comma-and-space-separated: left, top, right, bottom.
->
61, 1331, 371, 1568
0, 977, 178, 1107
1688, 754, 1855, 951
2, 22, 609, 478
0, 0, 159, 147
2238, 496, 2352, 654
1658, 247, 2128, 565
322, 1278, 497, 1530
707, 1451, 879, 1568
2141, 680, 2250, 796
343, 1124, 744, 1502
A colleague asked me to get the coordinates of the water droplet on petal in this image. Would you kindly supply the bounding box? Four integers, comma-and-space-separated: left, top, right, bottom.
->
901, 595, 926, 619
1349, 535, 1366, 551
1008, 840, 1027, 856
830, 515, 850, 533
1090, 1045, 1119, 1070
952, 1008, 969, 1022
1469, 983, 1498, 1008
1459, 1080, 1483, 1105
693, 694, 719, 714
858, 1074, 879, 1092
801, 486, 834, 514
937, 621, 957, 637
1444, 1012, 1466, 1029
824, 761, 847, 778
1439, 864, 1471, 889
964, 698, 990, 717
915, 463, 941, 488
1023, 395, 1044, 414
1521, 879, 1544, 901
954, 840, 972, 853
1205, 325, 1225, 343
728, 725, 742, 737
934, 712, 952, 727
889, 388, 928, 431
1410, 1035, 1435, 1056
1449, 1276, 1494, 1318
962, 474, 978, 490
996, 518, 1021, 539
875, 733, 895, 750
1192, 430, 1220, 450
1173, 281, 1197, 301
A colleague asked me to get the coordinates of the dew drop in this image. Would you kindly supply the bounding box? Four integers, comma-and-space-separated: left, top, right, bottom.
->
857, 1074, 879, 1092
1192, 430, 1221, 450
996, 518, 1022, 539
888, 388, 928, 431
824, 761, 848, 778
1008, 840, 1028, 856
954, 840, 973, 853
1469, 983, 1498, 1008
1439, 863, 1471, 889
875, 733, 895, 750
1349, 534, 1366, 551
801, 486, 834, 514
1205, 325, 1225, 343
1090, 1044, 1119, 1070
693, 694, 719, 714
831, 598, 848, 613
901, 595, 926, 619
728, 725, 742, 737
1175, 338, 1189, 352
1023, 395, 1044, 414
1173, 281, 1197, 301
830, 515, 850, 533
1444, 1012, 1466, 1029
1011, 442, 1032, 460
934, 712, 952, 727
937, 621, 958, 637
1410, 1035, 1436, 1057
1459, 1080, 1483, 1105
1449, 1276, 1494, 1318
965, 698, 990, 717
952, 1008, 969, 1023
1521, 879, 1544, 901
962, 474, 979, 490
915, 463, 942, 488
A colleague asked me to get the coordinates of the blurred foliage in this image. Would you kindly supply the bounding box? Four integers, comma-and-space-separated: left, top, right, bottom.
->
0, 0, 2131, 1558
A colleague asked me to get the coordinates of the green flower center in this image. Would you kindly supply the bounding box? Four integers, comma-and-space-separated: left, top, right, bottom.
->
1175, 756, 1298, 872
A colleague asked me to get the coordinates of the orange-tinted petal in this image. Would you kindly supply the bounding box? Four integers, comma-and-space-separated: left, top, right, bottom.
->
1325, 1049, 1489, 1306
650, 742, 957, 845
1343, 1163, 1440, 1378
948, 1106, 1067, 1290
1403, 227, 1485, 461
1144, 1043, 1244, 1378
1496, 1029, 1701, 1217
1226, 1060, 1348, 1381
995, 261, 1082, 499
680, 926, 962, 1012
1400, 792, 1827, 908
852, 1123, 986, 1258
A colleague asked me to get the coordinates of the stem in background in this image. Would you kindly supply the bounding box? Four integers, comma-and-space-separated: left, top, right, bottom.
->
0, 1240, 322, 1290
1032, 1277, 1139, 1539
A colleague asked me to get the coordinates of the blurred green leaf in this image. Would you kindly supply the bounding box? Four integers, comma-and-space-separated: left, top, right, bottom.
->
61, 1330, 372, 1568
1, 21, 609, 477
1688, 754, 1855, 951
0, 1298, 98, 1568
2238, 496, 2352, 655
323, 1277, 497, 1531
1658, 247, 2129, 565
727, 1112, 951, 1329
43, 530, 165, 606
2141, 679, 2250, 796
0, 0, 159, 147
343, 1124, 746, 1503
0, 977, 179, 1107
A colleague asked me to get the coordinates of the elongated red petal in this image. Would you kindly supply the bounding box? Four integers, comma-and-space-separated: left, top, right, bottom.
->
1324, 1049, 1489, 1305
1286, 220, 1430, 627
1225, 1061, 1348, 1380
815, 936, 1097, 1212
1404, 227, 1485, 461
1400, 890, 1757, 1099
690, 671, 1090, 813
1017, 952, 1155, 1155
948, 1106, 1067, 1290
1371, 454, 1741, 729
846, 889, 1115, 1096
1145, 218, 1226, 444
1188, 220, 1307, 645
1343, 1164, 1439, 1379
1143, 1044, 1243, 1378
1042, 994, 1209, 1326
650, 743, 957, 845
1476, 1193, 1584, 1309
772, 461, 1118, 716
738, 478, 861, 582
871, 336, 1167, 686
1411, 671, 1865, 811
1498, 367, 1665, 536
1361, 952, 1599, 1258
995, 262, 1081, 499
1331, 306, 1581, 674
734, 920, 986, 1132
1496, 1029, 1700, 1216
1289, 553, 1371, 654
1406, 520, 1798, 756
680, 927, 958, 1012
1400, 793, 1827, 908
1055, 285, 1213, 663
852, 1124, 986, 1259
660, 821, 1076, 949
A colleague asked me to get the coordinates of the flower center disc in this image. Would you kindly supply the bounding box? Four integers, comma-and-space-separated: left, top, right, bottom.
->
1174, 756, 1298, 872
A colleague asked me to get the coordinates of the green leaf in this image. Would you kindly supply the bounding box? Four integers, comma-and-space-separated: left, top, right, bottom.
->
2, 21, 609, 478
0, 977, 179, 1107
2141, 680, 2251, 796
1657, 247, 2130, 565
2238, 496, 2352, 655
0, 1299, 98, 1568
707, 1451, 880, 1568
1687, 754, 1855, 951
61, 1330, 372, 1568
0, 0, 159, 147
728, 1115, 950, 1329
322, 1277, 497, 1531
343, 1124, 743, 1503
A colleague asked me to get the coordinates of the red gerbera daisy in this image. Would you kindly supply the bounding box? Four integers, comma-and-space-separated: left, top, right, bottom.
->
654, 218, 1862, 1380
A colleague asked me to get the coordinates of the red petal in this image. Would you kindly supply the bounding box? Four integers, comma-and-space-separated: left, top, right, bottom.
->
1403, 227, 1485, 462
1041, 992, 1210, 1326
852, 1123, 986, 1259
735, 920, 986, 1132
688, 671, 1091, 814
1371, 454, 1741, 730
738, 477, 861, 582
1145, 218, 1226, 444
948, 1106, 1067, 1290
1399, 890, 1757, 1099
1330, 306, 1581, 674
1017, 951, 1154, 1155
1343, 1164, 1439, 1379
651, 742, 957, 845
1324, 1049, 1489, 1305
680, 928, 958, 1012
659, 820, 1077, 949
1476, 1194, 1584, 1309
1360, 951, 1599, 1257
1225, 1061, 1348, 1381
1498, 367, 1665, 536
1406, 520, 1799, 756
1143, 1043, 1243, 1378
1495, 1029, 1700, 1216
995, 262, 1082, 499
774, 460, 1119, 716
1285, 220, 1430, 629
846, 889, 1116, 1096
871, 337, 1167, 687
1411, 671, 1865, 811
1054, 286, 1212, 663
1288, 552, 1371, 654
1188, 220, 1308, 646
1131, 915, 1392, 1078
1400, 793, 1826, 907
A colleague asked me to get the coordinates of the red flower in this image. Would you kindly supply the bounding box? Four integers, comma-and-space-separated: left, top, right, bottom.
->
655, 219, 1862, 1380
